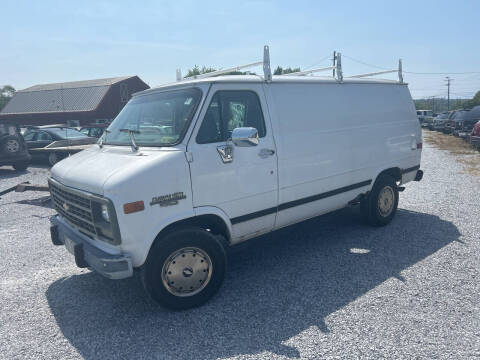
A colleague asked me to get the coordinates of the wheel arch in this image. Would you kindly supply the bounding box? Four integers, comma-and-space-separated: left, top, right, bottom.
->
375, 167, 401, 184
140, 210, 232, 267
156, 214, 231, 245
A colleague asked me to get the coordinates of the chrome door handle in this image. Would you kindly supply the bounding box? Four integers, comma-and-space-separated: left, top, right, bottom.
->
259, 148, 275, 158
217, 144, 233, 163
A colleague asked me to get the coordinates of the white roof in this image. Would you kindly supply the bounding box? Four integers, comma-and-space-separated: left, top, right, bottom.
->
138, 75, 407, 96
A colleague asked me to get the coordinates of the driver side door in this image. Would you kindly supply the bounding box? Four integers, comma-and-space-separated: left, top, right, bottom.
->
187, 84, 278, 243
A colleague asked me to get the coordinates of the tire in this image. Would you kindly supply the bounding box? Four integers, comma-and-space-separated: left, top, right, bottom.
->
1, 135, 22, 155
141, 227, 227, 310
13, 161, 29, 171
361, 174, 399, 227
48, 152, 61, 166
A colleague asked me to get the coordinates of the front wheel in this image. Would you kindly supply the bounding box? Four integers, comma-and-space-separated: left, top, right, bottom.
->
361, 174, 399, 227
141, 227, 227, 310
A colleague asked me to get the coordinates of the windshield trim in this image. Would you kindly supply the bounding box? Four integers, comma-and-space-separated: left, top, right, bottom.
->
102, 87, 203, 148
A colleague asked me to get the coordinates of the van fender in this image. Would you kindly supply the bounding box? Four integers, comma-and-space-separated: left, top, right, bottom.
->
137, 207, 232, 267
193, 205, 233, 240
138, 209, 197, 266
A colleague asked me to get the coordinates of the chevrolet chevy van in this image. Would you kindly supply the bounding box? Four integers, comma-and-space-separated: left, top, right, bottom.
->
49, 48, 423, 309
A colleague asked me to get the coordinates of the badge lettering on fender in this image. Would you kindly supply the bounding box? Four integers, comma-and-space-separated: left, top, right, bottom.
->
150, 192, 187, 207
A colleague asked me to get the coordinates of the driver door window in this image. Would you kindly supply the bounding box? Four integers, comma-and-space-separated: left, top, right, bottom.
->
196, 91, 266, 144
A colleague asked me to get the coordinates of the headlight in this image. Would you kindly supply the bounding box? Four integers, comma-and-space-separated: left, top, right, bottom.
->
101, 204, 110, 222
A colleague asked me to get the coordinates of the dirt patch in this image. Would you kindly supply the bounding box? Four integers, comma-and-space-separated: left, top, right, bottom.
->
423, 130, 480, 176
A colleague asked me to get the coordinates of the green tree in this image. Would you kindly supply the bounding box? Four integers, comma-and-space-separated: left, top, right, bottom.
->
184, 65, 255, 78
273, 66, 301, 75
0, 85, 16, 111
184, 65, 217, 78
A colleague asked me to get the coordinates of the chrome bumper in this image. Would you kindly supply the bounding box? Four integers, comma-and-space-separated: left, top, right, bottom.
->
50, 215, 133, 279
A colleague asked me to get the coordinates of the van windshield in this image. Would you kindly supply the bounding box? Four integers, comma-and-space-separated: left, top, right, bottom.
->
104, 88, 202, 147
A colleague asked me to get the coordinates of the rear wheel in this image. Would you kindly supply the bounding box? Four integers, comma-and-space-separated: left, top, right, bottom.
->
141, 227, 227, 310
361, 174, 399, 227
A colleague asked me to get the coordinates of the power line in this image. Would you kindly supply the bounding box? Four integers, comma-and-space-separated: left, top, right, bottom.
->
342, 54, 390, 70
303, 55, 332, 71
341, 54, 480, 75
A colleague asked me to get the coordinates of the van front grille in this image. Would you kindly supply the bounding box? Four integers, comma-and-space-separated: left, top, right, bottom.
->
49, 181, 96, 238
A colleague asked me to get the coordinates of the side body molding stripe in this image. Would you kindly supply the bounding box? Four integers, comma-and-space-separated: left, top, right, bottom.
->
230, 179, 372, 225
401, 165, 421, 174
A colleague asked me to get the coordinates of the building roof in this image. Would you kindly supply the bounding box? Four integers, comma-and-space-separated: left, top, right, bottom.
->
0, 76, 134, 115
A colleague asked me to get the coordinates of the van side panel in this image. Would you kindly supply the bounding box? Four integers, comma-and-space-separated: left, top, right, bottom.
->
266, 82, 420, 229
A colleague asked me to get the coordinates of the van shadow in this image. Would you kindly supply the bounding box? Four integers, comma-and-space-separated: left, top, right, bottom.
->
0, 164, 49, 180
46, 208, 460, 360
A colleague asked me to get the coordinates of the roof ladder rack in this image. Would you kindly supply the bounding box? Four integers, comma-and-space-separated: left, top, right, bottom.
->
178, 45, 272, 82
173, 47, 403, 84
282, 66, 336, 77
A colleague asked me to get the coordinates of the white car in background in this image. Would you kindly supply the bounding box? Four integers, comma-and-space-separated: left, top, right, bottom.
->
417, 110, 435, 128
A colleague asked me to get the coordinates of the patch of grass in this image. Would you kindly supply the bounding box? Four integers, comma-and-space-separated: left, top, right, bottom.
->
423, 130, 480, 177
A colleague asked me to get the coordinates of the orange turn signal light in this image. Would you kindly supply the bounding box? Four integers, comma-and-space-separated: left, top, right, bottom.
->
123, 201, 145, 214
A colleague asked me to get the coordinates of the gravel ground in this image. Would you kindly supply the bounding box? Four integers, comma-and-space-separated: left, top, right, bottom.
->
0, 140, 479, 360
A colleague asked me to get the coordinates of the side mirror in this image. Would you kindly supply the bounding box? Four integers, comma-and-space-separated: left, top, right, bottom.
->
231, 127, 259, 147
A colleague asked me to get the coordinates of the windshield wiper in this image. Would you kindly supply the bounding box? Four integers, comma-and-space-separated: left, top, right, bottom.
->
120, 128, 141, 152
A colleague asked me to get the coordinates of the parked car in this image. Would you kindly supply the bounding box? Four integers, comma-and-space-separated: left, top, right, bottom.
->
79, 123, 109, 138
48, 69, 423, 310
417, 110, 435, 128
461, 106, 480, 135
23, 126, 95, 165
443, 110, 470, 135
0, 122, 31, 171
432, 112, 450, 131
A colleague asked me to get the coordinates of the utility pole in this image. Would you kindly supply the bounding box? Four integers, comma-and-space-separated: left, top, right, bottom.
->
332, 51, 336, 78
445, 77, 452, 110
431, 96, 435, 113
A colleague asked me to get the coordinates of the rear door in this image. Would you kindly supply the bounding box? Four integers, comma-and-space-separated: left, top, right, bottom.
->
187, 83, 278, 242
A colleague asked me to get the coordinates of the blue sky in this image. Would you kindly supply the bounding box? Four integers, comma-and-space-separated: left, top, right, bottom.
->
2, 0, 480, 99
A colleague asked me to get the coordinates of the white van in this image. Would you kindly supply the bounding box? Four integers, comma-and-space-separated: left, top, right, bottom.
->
48, 48, 423, 309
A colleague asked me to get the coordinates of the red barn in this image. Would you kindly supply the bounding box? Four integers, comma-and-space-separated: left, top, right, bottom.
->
0, 76, 149, 127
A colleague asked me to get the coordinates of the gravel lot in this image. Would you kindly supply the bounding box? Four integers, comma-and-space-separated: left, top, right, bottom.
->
1, 138, 479, 360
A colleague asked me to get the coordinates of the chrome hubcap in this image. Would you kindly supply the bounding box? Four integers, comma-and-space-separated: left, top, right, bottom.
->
378, 186, 395, 217
6, 140, 19, 153
161, 247, 212, 297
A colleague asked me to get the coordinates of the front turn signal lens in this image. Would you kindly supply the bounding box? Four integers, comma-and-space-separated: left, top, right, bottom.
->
123, 201, 145, 214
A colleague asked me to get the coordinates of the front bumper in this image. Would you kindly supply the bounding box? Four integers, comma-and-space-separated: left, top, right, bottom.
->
50, 215, 133, 279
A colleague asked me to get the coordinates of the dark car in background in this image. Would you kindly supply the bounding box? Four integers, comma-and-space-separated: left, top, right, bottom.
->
0, 122, 31, 171
461, 106, 480, 137
23, 126, 96, 165
432, 112, 451, 131
79, 123, 109, 138
443, 110, 470, 135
